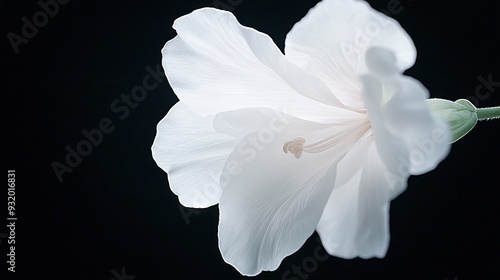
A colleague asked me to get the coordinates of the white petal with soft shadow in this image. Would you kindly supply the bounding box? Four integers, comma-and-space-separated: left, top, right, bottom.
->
317, 137, 397, 259
361, 47, 450, 176
163, 8, 363, 124
152, 102, 239, 208
285, 0, 416, 108
216, 108, 369, 275
359, 70, 410, 187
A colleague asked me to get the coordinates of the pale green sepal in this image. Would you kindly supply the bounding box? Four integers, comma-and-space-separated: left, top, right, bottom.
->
426, 98, 478, 143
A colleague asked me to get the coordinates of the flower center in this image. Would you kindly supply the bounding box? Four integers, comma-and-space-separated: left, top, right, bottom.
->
283, 132, 345, 159
282, 120, 372, 159
282, 137, 306, 159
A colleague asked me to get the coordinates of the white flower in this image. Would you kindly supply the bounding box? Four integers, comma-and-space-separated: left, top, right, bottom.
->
152, 0, 451, 276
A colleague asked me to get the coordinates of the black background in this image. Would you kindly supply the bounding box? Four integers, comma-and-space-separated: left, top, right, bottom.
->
2, 0, 500, 279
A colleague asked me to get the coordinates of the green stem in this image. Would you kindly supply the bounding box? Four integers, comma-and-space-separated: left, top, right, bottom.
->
477, 106, 500, 121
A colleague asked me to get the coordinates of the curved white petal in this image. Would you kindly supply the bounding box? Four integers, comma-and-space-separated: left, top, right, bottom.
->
216, 108, 369, 275
163, 8, 362, 124
317, 137, 398, 259
317, 47, 450, 259
151, 103, 239, 207
285, 0, 416, 108
361, 48, 450, 176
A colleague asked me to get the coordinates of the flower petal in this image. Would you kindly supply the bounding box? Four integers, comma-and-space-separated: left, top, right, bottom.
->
361, 47, 450, 176
216, 108, 368, 275
163, 8, 361, 123
285, 0, 416, 108
316, 137, 396, 259
151, 102, 239, 207
317, 47, 450, 259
